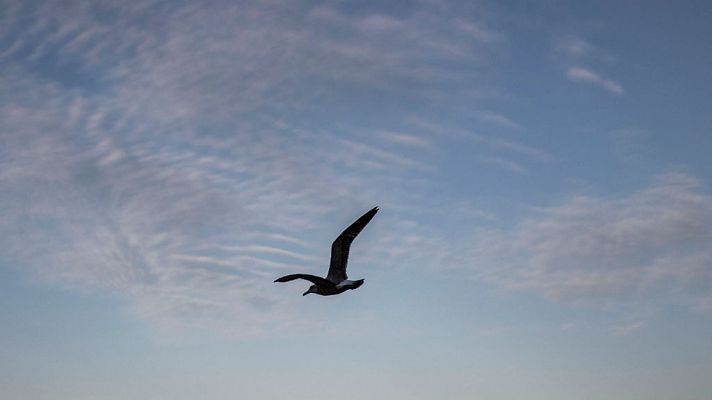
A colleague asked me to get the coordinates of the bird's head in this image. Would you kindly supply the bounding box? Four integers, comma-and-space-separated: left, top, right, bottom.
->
303, 285, 318, 296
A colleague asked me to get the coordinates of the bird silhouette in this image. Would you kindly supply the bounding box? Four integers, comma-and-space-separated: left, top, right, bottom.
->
274, 206, 379, 296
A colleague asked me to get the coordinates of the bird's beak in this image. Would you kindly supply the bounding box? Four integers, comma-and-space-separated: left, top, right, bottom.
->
302, 290, 310, 296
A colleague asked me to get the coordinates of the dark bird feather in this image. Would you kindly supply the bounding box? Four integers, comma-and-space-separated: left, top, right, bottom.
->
274, 206, 379, 296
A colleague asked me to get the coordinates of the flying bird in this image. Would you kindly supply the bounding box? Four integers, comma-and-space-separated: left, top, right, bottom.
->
274, 206, 379, 296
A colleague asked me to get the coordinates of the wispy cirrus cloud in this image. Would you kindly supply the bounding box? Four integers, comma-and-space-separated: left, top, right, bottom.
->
377, 130, 431, 148
555, 35, 617, 64
2, 0, 705, 342
402, 115, 550, 172
0, 0, 508, 336
0, 66, 394, 335
476, 156, 526, 173
490, 138, 550, 161
567, 66, 623, 95
556, 36, 593, 57
471, 173, 712, 311
610, 320, 646, 336
476, 110, 523, 131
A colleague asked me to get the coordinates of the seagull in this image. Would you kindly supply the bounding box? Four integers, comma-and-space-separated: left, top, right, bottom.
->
274, 206, 379, 296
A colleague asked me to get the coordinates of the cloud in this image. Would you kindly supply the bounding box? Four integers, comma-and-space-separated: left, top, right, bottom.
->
476, 156, 526, 173
557, 36, 593, 57
476, 110, 523, 131
567, 66, 623, 95
377, 130, 431, 148
0, 65, 405, 336
0, 0, 510, 336
400, 115, 550, 174
455, 19, 502, 43
471, 173, 712, 310
555, 35, 617, 64
610, 320, 645, 336
490, 138, 550, 161
300, 3, 500, 90
4, 0, 700, 341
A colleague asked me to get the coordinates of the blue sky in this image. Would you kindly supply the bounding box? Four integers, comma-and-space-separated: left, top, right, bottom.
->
1, 0, 711, 398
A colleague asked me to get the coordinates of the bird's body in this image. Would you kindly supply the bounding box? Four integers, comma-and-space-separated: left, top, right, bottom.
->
274, 207, 378, 296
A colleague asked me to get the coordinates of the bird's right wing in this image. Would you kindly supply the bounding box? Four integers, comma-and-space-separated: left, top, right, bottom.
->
274, 274, 334, 287
327, 206, 379, 283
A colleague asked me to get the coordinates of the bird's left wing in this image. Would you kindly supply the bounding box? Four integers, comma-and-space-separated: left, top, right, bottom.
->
327, 206, 379, 283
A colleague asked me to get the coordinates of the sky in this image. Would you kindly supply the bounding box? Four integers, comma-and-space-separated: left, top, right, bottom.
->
1, 0, 711, 399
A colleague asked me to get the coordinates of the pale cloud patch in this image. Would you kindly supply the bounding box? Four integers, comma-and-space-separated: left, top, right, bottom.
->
357, 14, 404, 31
476, 110, 523, 130
305, 3, 500, 86
490, 138, 550, 161
400, 115, 549, 173
218, 245, 317, 263
2, 0, 499, 337
455, 19, 502, 43
695, 296, 712, 312
567, 66, 623, 95
404, 115, 483, 140
335, 137, 432, 171
555, 35, 617, 64
377, 130, 431, 148
0, 69, 437, 338
610, 320, 645, 336
476, 156, 526, 173
404, 115, 548, 161
556, 36, 593, 57
471, 173, 712, 310
610, 128, 653, 164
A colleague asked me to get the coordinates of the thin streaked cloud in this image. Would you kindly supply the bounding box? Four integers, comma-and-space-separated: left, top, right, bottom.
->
220, 245, 317, 263
556, 36, 593, 57
3, 1, 712, 398
0, 0, 512, 336
610, 320, 646, 336
1, 0, 709, 345
490, 138, 551, 161
471, 173, 712, 311
476, 156, 526, 173
567, 66, 623, 95
377, 130, 431, 148
476, 110, 523, 131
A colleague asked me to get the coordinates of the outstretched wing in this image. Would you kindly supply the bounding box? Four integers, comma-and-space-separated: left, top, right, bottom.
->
327, 206, 379, 283
274, 274, 334, 287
